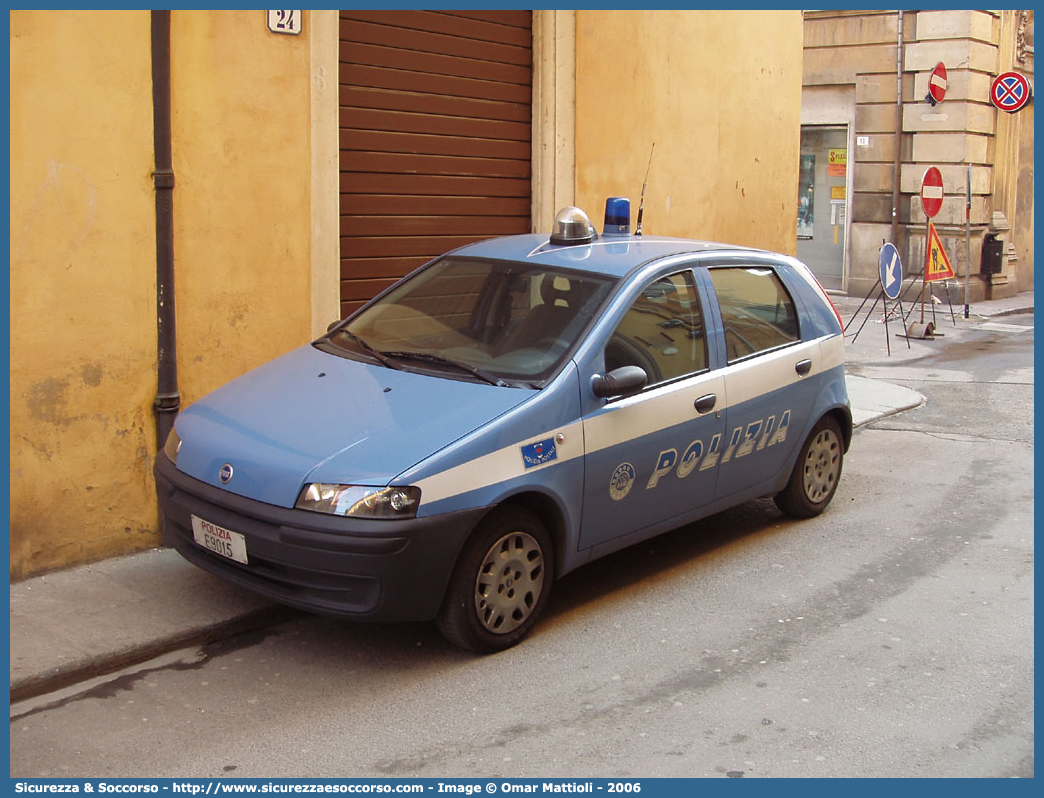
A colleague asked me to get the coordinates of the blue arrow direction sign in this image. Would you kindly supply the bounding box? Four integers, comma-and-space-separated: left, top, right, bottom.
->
880, 243, 903, 299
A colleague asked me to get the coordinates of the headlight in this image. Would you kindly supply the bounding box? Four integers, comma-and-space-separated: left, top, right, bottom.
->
295, 484, 421, 519
163, 428, 182, 464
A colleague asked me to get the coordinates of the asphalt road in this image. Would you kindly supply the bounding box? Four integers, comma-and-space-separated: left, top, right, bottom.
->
10, 315, 1034, 779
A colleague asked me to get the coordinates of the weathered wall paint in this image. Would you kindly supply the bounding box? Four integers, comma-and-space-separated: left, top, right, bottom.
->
10, 11, 159, 577
574, 10, 804, 254
9, 10, 315, 578
171, 11, 313, 406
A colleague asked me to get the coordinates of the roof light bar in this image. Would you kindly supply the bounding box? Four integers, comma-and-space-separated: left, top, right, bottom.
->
603, 197, 631, 236
550, 206, 597, 246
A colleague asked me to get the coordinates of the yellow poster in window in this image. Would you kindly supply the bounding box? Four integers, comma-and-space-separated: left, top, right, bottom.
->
828, 149, 847, 177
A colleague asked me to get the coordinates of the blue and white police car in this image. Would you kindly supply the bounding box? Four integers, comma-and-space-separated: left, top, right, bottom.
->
155, 198, 851, 653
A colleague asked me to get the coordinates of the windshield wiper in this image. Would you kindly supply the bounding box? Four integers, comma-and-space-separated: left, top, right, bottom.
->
381, 351, 509, 387
337, 331, 401, 370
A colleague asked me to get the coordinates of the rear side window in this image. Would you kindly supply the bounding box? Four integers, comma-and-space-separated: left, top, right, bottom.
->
709, 266, 799, 363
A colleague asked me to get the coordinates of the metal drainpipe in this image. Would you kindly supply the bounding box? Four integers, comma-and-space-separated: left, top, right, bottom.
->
152, 10, 180, 452
891, 10, 904, 247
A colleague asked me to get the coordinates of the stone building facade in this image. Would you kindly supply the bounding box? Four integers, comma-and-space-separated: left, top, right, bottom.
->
801, 10, 1033, 301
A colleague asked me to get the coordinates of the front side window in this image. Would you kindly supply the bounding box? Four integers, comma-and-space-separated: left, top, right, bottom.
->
322, 257, 616, 386
604, 271, 707, 387
709, 266, 799, 362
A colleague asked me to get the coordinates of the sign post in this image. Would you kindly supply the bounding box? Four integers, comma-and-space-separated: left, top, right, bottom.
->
924, 222, 958, 326
965, 165, 972, 319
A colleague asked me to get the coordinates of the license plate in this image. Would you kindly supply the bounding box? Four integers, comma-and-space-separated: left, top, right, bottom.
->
191, 515, 249, 564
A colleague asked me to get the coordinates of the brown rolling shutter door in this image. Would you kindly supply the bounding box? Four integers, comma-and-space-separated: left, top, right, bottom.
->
338, 10, 533, 317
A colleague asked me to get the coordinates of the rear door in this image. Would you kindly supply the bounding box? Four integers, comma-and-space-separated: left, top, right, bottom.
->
703, 258, 821, 500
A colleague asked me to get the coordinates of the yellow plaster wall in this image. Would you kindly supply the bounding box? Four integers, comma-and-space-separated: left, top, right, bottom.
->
9, 10, 315, 578
10, 11, 159, 577
574, 10, 804, 254
171, 11, 313, 405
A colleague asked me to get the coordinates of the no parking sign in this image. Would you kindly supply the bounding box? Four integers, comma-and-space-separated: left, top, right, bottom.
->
991, 72, 1032, 113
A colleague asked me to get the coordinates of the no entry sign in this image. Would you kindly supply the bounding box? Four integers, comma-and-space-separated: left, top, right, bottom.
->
921, 167, 944, 219
927, 62, 947, 105
991, 72, 1032, 113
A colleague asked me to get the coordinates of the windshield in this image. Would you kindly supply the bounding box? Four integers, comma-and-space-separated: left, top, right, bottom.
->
323, 257, 617, 386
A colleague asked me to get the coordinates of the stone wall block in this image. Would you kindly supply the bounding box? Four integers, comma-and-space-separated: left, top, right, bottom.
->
903, 101, 995, 135
905, 227, 986, 281
854, 162, 897, 193
804, 44, 899, 85
907, 195, 991, 226
900, 163, 990, 195
905, 39, 998, 74
912, 69, 992, 103
852, 135, 897, 165
916, 10, 996, 44
856, 74, 898, 105
849, 222, 895, 282
856, 103, 901, 134
910, 132, 989, 164
804, 12, 899, 49
851, 192, 896, 225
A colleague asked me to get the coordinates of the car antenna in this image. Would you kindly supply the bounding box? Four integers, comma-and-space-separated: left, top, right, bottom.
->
635, 142, 655, 237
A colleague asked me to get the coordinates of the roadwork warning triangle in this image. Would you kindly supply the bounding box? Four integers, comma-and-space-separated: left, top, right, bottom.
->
925, 222, 956, 282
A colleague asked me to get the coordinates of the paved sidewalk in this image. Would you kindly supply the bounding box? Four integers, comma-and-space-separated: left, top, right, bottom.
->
9, 549, 298, 703
9, 291, 1031, 703
834, 288, 1033, 370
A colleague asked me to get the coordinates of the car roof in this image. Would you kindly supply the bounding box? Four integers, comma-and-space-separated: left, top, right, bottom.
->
449, 233, 757, 279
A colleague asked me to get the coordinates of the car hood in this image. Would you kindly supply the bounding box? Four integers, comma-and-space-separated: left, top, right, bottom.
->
173, 344, 532, 507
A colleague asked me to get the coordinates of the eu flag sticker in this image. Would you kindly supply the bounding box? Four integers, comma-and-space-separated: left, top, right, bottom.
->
520, 438, 557, 469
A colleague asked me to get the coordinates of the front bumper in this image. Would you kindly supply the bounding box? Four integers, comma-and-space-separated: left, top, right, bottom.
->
154, 455, 484, 622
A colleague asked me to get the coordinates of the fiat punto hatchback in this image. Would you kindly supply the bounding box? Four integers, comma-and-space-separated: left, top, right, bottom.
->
155, 199, 851, 652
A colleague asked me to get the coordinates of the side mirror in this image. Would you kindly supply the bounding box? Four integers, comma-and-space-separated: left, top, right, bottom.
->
591, 366, 648, 399
327, 319, 343, 333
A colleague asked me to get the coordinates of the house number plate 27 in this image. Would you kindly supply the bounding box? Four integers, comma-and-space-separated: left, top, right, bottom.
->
267, 10, 302, 35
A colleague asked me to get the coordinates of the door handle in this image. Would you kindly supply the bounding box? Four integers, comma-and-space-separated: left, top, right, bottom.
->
694, 393, 717, 414
795, 359, 813, 376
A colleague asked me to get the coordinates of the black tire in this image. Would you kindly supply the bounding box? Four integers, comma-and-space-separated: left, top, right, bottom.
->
774, 415, 844, 518
436, 507, 553, 653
